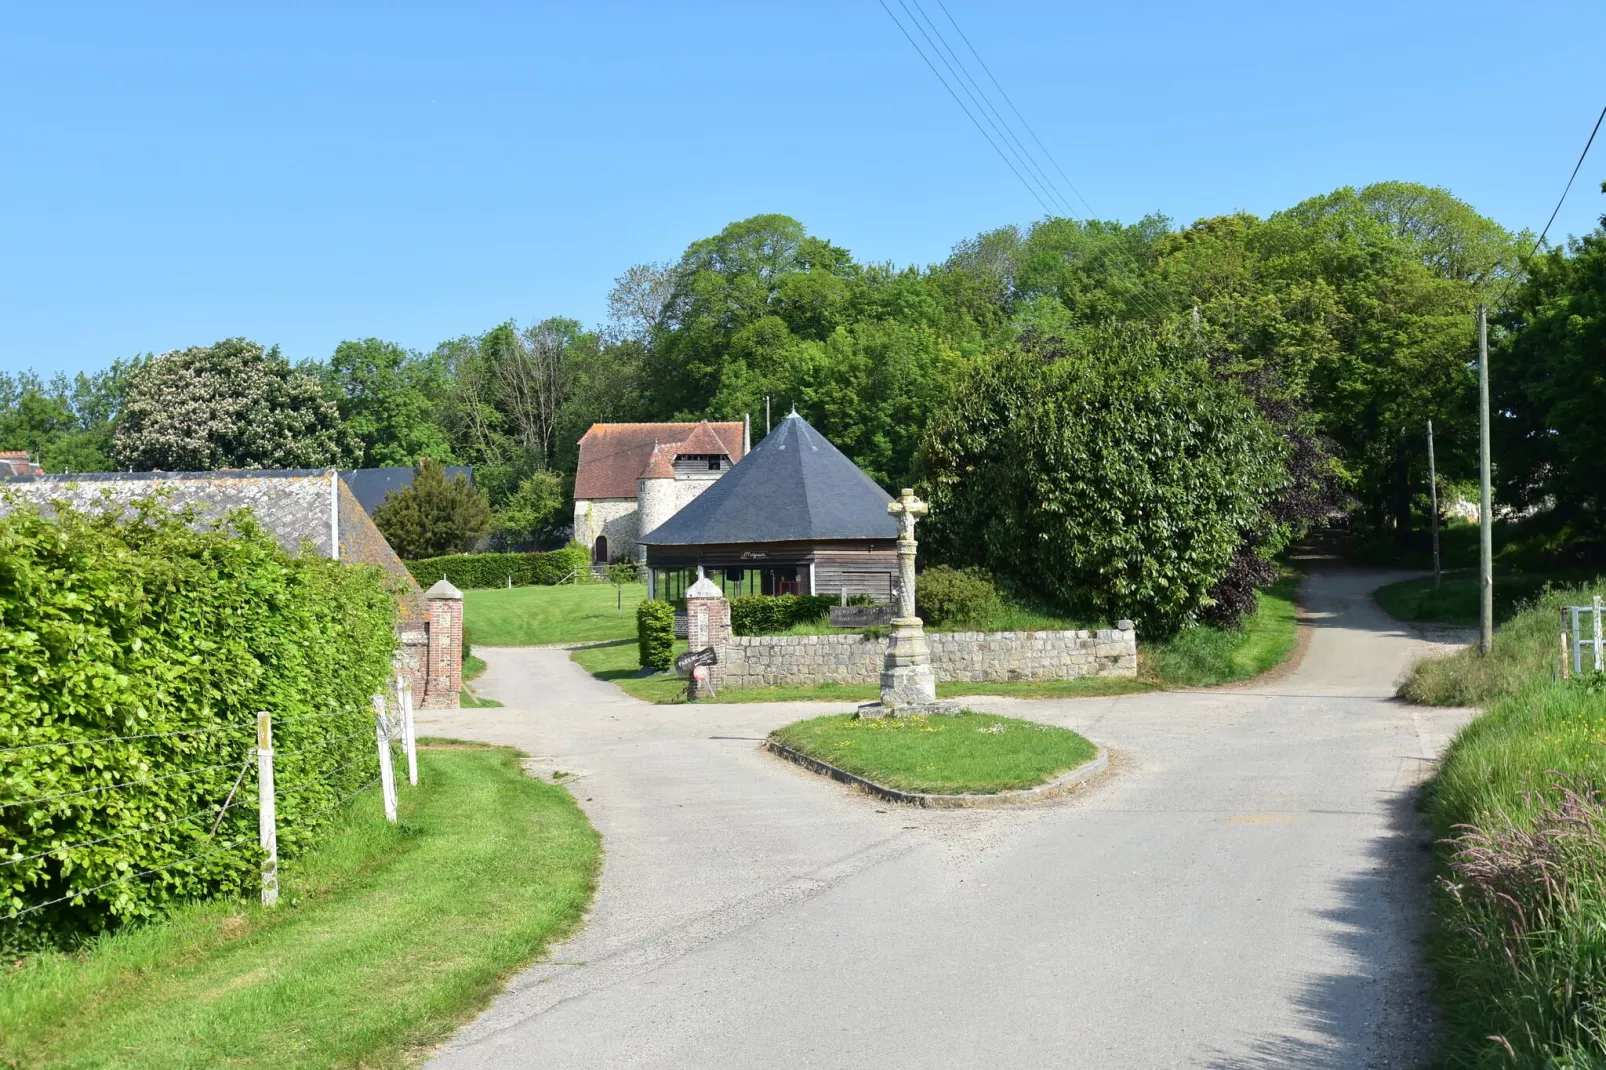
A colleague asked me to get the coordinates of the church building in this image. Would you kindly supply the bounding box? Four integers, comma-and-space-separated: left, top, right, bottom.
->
571, 419, 749, 563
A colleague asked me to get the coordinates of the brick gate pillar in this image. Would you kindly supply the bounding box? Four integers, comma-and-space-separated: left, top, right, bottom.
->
684, 567, 730, 698
424, 578, 464, 708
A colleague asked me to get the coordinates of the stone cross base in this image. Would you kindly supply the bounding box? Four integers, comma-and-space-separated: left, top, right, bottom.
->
865, 616, 942, 716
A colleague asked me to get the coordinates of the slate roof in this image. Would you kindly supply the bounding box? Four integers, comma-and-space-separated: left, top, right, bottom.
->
0, 469, 425, 622
574, 421, 745, 499
640, 411, 898, 546
339, 465, 473, 517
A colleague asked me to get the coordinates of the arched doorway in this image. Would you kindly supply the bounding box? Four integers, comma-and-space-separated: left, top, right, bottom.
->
592, 535, 608, 564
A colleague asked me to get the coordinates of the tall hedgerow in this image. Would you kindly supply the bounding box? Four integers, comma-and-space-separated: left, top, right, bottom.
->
0, 496, 398, 949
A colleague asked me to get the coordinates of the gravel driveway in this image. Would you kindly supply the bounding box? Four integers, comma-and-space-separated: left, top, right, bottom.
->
420, 564, 1473, 1069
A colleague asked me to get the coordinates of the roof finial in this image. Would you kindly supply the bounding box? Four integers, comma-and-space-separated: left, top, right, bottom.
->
787, 404, 799, 418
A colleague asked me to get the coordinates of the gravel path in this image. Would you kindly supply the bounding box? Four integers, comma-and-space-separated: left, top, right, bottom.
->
420, 564, 1471, 1069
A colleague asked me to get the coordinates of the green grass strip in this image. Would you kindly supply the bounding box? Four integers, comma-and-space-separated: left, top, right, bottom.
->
770, 711, 1097, 795
1, 744, 598, 1069
464, 582, 645, 646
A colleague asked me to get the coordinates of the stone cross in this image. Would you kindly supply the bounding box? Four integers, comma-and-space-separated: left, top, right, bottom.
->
887, 488, 927, 621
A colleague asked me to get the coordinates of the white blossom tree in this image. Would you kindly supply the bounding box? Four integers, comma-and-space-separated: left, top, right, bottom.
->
114, 339, 352, 471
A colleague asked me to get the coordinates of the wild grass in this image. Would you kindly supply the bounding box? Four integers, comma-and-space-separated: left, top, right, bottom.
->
0, 744, 598, 1069
1400, 579, 1605, 707
1140, 570, 1301, 687
463, 581, 646, 646
770, 711, 1097, 795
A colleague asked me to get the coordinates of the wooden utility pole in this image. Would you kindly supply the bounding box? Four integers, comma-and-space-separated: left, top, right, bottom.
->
765, 396, 771, 437
1477, 304, 1494, 656
1427, 419, 1441, 588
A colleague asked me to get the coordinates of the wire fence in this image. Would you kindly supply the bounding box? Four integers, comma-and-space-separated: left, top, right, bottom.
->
0, 675, 420, 938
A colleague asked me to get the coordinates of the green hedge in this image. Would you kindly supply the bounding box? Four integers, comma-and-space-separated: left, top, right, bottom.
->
915, 566, 1003, 627
730, 595, 846, 636
636, 600, 675, 671
405, 543, 589, 590
0, 498, 399, 949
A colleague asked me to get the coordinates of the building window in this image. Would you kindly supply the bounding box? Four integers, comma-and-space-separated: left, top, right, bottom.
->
707, 457, 721, 471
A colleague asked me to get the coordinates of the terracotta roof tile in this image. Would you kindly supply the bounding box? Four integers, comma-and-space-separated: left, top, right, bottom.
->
574, 422, 745, 499
641, 441, 676, 479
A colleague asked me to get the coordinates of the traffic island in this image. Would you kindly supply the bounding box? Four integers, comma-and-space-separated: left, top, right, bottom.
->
766, 711, 1106, 808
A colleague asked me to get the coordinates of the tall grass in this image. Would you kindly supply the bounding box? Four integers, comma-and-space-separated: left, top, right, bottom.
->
1402, 580, 1604, 707
1414, 578, 1606, 1065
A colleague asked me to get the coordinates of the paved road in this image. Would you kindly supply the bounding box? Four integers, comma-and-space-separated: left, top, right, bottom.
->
421, 564, 1472, 1069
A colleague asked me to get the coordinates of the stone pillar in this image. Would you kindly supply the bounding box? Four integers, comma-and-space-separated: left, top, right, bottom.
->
424, 579, 464, 709
684, 567, 730, 700
877, 488, 939, 712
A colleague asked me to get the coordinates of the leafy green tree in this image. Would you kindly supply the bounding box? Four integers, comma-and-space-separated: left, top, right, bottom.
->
1493, 197, 1606, 535
371, 458, 491, 559
490, 469, 567, 549
115, 339, 350, 471
0, 362, 140, 473
919, 325, 1289, 633
320, 339, 453, 467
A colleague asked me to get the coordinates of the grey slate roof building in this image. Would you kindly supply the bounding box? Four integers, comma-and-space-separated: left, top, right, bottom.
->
640, 411, 900, 603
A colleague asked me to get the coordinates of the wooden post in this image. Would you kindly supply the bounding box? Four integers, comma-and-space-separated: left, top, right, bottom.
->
373, 693, 397, 823
257, 711, 278, 907
1427, 419, 1441, 589
401, 678, 418, 786
1477, 303, 1494, 656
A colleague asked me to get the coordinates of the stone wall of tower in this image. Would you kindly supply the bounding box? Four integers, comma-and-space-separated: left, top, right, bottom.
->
636, 475, 677, 553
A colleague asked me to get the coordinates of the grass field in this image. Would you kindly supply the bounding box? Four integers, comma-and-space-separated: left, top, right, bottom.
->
770, 711, 1098, 794
565, 571, 1302, 703
1374, 569, 1603, 628
463, 581, 646, 646
1, 743, 598, 1070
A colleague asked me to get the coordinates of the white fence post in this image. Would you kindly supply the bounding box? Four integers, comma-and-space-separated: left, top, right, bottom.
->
373, 693, 398, 823
257, 711, 278, 907
400, 677, 418, 786
1594, 596, 1604, 673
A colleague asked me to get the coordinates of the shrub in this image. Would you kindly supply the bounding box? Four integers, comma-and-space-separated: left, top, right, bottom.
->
404, 542, 590, 590
920, 324, 1289, 634
372, 459, 491, 559
915, 566, 1002, 627
636, 600, 675, 671
729, 595, 841, 636
0, 497, 397, 949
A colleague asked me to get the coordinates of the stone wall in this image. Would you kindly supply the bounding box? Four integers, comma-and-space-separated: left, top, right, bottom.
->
572, 498, 640, 562
716, 628, 1136, 690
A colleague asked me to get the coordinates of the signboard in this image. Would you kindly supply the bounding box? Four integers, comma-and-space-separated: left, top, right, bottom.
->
675, 646, 719, 673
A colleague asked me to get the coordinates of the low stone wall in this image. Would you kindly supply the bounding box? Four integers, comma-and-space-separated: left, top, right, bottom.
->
716, 628, 1137, 690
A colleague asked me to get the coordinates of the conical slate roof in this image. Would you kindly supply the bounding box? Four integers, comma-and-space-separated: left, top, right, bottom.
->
640, 411, 898, 545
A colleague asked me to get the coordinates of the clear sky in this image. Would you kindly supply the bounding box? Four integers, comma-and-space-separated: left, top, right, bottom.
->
4, 0, 1603, 378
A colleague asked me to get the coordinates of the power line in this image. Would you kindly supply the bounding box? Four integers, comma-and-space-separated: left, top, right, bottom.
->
1497, 100, 1606, 306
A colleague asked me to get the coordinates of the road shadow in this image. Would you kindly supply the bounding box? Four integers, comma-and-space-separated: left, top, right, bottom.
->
1202, 783, 1440, 1069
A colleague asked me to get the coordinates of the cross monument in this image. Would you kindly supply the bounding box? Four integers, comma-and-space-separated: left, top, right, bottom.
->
870, 487, 942, 713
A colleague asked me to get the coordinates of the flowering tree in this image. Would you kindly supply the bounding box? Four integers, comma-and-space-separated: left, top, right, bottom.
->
114, 339, 350, 471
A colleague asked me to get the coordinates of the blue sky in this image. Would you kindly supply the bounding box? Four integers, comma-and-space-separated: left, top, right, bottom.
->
4, 0, 1603, 378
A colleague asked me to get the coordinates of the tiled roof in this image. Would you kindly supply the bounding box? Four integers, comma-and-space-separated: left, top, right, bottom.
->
641, 441, 676, 480
574, 422, 745, 500
641, 412, 897, 546
0, 469, 424, 620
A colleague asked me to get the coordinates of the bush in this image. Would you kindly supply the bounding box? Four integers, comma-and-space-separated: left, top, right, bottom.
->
0, 497, 398, 949
915, 566, 1002, 627
729, 595, 841, 636
920, 325, 1289, 634
405, 542, 590, 590
636, 600, 675, 671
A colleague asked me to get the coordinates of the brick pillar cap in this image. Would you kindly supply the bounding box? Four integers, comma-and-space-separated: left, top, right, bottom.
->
425, 578, 464, 600
685, 565, 724, 601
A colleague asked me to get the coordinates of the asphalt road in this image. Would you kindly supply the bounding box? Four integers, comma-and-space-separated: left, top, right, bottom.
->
420, 564, 1473, 1069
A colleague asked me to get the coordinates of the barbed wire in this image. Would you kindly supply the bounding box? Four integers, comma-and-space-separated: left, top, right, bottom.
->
274, 754, 376, 798
0, 804, 235, 870
4, 753, 251, 811
296, 776, 382, 824
0, 832, 257, 924
0, 722, 251, 757
272, 730, 374, 761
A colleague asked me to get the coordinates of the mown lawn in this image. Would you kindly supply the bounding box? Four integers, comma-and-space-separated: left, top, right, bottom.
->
1374, 569, 1603, 628
464, 581, 645, 646
770, 711, 1098, 795
566, 571, 1302, 703
1, 743, 598, 1070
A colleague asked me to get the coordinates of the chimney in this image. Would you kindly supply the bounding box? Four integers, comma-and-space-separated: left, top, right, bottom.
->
743, 414, 751, 455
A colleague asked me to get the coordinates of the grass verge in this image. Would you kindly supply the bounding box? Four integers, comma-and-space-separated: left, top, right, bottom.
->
770, 711, 1097, 795
1374, 569, 1603, 629
567, 572, 1301, 703
463, 582, 646, 646
1405, 578, 1606, 1064
1, 743, 598, 1069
